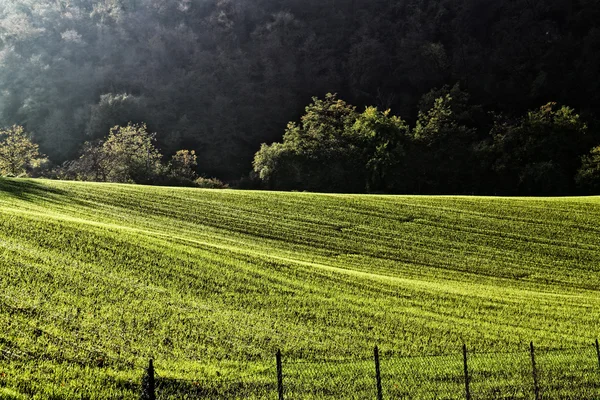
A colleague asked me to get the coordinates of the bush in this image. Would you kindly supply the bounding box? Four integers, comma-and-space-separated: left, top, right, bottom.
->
230, 173, 263, 190
194, 177, 229, 189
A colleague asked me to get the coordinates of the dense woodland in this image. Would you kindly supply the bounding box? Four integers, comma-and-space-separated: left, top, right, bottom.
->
1, 0, 600, 194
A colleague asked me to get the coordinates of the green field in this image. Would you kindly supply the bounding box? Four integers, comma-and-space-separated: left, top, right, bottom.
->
0, 178, 599, 399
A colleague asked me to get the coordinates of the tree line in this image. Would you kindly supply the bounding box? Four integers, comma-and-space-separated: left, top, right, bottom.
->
253, 88, 600, 195
0, 123, 227, 188
2, 86, 600, 195
1, 0, 600, 185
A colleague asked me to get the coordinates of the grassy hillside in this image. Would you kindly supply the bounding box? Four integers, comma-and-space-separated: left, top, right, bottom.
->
0, 178, 599, 399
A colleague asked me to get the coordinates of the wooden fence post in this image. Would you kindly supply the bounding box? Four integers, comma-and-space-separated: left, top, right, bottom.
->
276, 349, 284, 400
141, 359, 156, 400
463, 344, 471, 400
530, 342, 540, 400
595, 339, 600, 373
374, 345, 383, 400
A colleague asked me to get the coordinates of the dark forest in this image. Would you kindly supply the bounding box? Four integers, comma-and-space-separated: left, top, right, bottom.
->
1, 0, 599, 194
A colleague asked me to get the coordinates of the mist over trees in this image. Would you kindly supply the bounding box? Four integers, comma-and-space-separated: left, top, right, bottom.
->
1, 0, 600, 193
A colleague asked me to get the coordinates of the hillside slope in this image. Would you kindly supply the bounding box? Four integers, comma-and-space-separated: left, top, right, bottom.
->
0, 179, 599, 398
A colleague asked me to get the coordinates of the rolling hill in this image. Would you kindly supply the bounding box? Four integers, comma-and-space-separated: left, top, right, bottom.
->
0, 178, 599, 399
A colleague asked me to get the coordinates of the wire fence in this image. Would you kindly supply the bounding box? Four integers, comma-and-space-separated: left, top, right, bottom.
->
2, 334, 600, 399
136, 340, 600, 399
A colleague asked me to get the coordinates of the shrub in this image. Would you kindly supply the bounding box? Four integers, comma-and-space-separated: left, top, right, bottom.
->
194, 177, 229, 189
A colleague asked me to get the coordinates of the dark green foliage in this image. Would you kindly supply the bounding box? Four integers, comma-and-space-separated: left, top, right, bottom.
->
1, 0, 600, 184
254, 94, 413, 193
490, 103, 589, 195
163, 149, 199, 186
254, 89, 597, 195
576, 146, 600, 193
252, 91, 479, 194
254, 94, 366, 192
351, 106, 410, 192
86, 94, 150, 141
411, 90, 481, 194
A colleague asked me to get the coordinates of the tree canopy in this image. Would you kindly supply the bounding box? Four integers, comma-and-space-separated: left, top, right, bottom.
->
1, 0, 600, 182
0, 125, 46, 176
253, 92, 600, 195
60, 123, 204, 186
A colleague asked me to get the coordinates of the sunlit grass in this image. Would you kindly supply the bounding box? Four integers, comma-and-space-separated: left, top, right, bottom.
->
0, 178, 599, 398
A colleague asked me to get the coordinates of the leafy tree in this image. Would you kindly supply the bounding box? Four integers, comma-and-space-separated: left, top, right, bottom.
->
101, 123, 164, 184
417, 84, 481, 125
86, 94, 150, 140
168, 149, 198, 183
0, 125, 46, 176
67, 123, 202, 186
411, 92, 479, 194
491, 103, 589, 195
253, 142, 295, 190
576, 146, 600, 193
253, 93, 365, 192
65, 140, 111, 182
351, 106, 410, 192
254, 94, 416, 193
72, 123, 163, 184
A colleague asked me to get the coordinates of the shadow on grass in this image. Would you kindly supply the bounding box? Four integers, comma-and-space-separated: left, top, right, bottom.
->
154, 377, 276, 399
0, 178, 67, 202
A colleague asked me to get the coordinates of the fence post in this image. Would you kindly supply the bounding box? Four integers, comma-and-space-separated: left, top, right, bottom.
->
530, 342, 540, 400
595, 339, 600, 373
141, 359, 156, 400
276, 349, 284, 400
374, 345, 383, 400
463, 344, 471, 400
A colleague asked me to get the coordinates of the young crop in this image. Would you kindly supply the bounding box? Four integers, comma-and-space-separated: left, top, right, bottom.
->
0, 178, 599, 398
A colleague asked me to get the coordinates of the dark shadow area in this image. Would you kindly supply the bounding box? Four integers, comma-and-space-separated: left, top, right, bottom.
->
0, 178, 67, 203
154, 377, 276, 399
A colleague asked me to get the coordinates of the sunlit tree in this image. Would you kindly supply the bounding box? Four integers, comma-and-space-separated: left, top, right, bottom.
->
101, 123, 164, 184
72, 123, 163, 184
0, 125, 46, 176
169, 149, 198, 182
